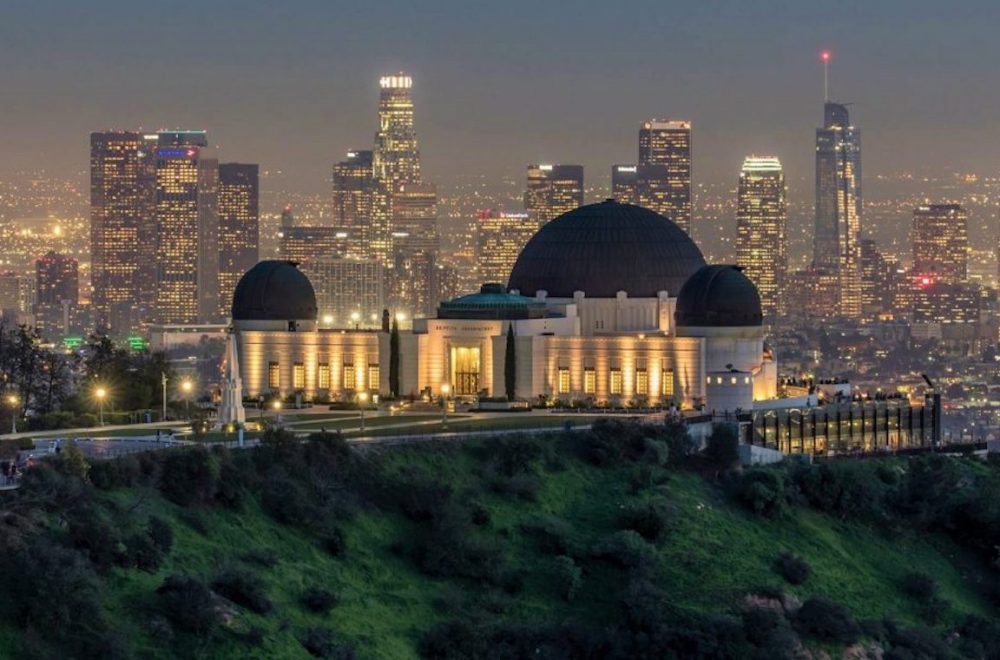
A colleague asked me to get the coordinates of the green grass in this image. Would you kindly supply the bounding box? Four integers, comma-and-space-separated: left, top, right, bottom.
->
292, 413, 463, 432
11, 436, 997, 658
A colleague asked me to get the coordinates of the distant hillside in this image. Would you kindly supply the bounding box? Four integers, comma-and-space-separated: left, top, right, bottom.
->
1, 421, 999, 659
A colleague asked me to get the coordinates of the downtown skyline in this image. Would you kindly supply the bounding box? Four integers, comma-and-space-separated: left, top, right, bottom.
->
2, 1, 1000, 195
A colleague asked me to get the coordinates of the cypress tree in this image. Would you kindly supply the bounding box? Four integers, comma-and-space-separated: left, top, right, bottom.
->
389, 318, 400, 398
504, 323, 516, 401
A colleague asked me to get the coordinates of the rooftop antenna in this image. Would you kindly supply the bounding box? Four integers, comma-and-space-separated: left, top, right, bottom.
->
821, 50, 831, 101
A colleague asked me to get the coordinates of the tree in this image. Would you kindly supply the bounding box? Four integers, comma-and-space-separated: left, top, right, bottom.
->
705, 424, 740, 469
504, 324, 516, 401
389, 318, 400, 398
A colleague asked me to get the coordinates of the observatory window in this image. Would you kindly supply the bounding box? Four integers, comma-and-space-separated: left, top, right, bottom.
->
268, 362, 280, 390
293, 363, 305, 390
557, 368, 570, 394
584, 368, 596, 395
318, 364, 330, 390
610, 369, 623, 395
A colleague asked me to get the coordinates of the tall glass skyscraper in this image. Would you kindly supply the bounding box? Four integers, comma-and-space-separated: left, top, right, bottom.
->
89, 131, 157, 332
736, 157, 787, 321
525, 164, 584, 227
638, 120, 692, 233
332, 149, 375, 255
218, 163, 259, 318
912, 204, 968, 284
814, 102, 862, 318
154, 131, 219, 324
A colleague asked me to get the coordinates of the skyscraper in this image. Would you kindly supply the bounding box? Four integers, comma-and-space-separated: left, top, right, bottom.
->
638, 120, 692, 233
813, 101, 862, 318
525, 164, 584, 227
372, 74, 421, 265
301, 256, 385, 328
389, 182, 439, 318
332, 149, 375, 253
912, 204, 968, 285
154, 131, 219, 324
475, 210, 537, 284
90, 131, 157, 331
35, 251, 79, 305
218, 163, 260, 317
611, 165, 638, 203
736, 157, 787, 321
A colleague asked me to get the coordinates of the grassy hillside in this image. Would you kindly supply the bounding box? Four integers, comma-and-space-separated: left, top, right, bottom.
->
1, 421, 999, 658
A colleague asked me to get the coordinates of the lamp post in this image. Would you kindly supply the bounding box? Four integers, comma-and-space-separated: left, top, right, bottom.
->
181, 379, 193, 419
440, 383, 450, 429
358, 391, 368, 432
322, 313, 334, 327
6, 394, 18, 434
95, 386, 107, 426
351, 311, 360, 330
161, 372, 168, 422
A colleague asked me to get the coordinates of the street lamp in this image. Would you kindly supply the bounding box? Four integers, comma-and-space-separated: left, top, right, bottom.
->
357, 391, 368, 432
322, 313, 334, 326
95, 386, 107, 426
181, 379, 193, 419
6, 394, 18, 434
350, 311, 360, 330
440, 383, 450, 429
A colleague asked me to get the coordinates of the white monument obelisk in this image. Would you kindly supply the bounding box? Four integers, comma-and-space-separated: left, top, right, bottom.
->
218, 326, 246, 425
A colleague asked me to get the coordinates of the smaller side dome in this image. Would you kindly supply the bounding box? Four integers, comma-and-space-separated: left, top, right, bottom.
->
675, 265, 763, 327
231, 261, 318, 321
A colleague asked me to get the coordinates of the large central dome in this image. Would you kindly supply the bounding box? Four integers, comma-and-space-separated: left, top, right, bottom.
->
507, 200, 706, 298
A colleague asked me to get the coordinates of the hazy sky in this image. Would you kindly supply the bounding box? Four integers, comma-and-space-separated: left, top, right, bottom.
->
3, 0, 1000, 195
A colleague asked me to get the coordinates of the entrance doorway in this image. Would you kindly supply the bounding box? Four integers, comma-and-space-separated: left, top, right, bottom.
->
451, 346, 481, 396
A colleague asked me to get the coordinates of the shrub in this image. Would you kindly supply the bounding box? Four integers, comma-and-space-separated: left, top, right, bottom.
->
793, 596, 860, 644
125, 531, 163, 572
300, 628, 356, 659
261, 474, 315, 527
704, 424, 740, 468
67, 507, 124, 571
323, 528, 347, 558
663, 417, 698, 466
212, 569, 273, 614
735, 469, 789, 518
521, 515, 578, 556
469, 502, 490, 526
488, 471, 540, 501
900, 571, 938, 603
741, 607, 795, 653
591, 530, 656, 568
774, 551, 810, 586
158, 446, 219, 506
156, 575, 220, 634
616, 499, 671, 543
485, 435, 543, 476
553, 555, 582, 602
396, 475, 452, 521
240, 549, 278, 568
149, 516, 174, 554
302, 587, 339, 614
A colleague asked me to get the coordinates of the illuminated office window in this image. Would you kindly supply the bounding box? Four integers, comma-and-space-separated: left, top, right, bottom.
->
661, 369, 674, 397
343, 363, 356, 390
268, 362, 280, 390
368, 364, 380, 390
610, 369, 623, 395
584, 368, 596, 394
318, 364, 330, 390
557, 368, 570, 394
636, 369, 648, 395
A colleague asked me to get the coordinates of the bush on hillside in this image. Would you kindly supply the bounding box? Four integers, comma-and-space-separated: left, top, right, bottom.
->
302, 587, 339, 614
900, 571, 938, 603
793, 596, 860, 644
704, 424, 740, 469
125, 531, 164, 572
301, 628, 355, 658
483, 435, 543, 476
616, 499, 672, 543
663, 417, 698, 466
774, 551, 810, 586
149, 516, 174, 554
591, 530, 656, 568
521, 515, 578, 556
67, 507, 125, 571
240, 549, 278, 568
735, 469, 789, 518
158, 446, 219, 506
322, 527, 347, 558
553, 555, 582, 602
212, 569, 273, 614
156, 575, 220, 635
792, 461, 889, 521
261, 474, 316, 527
